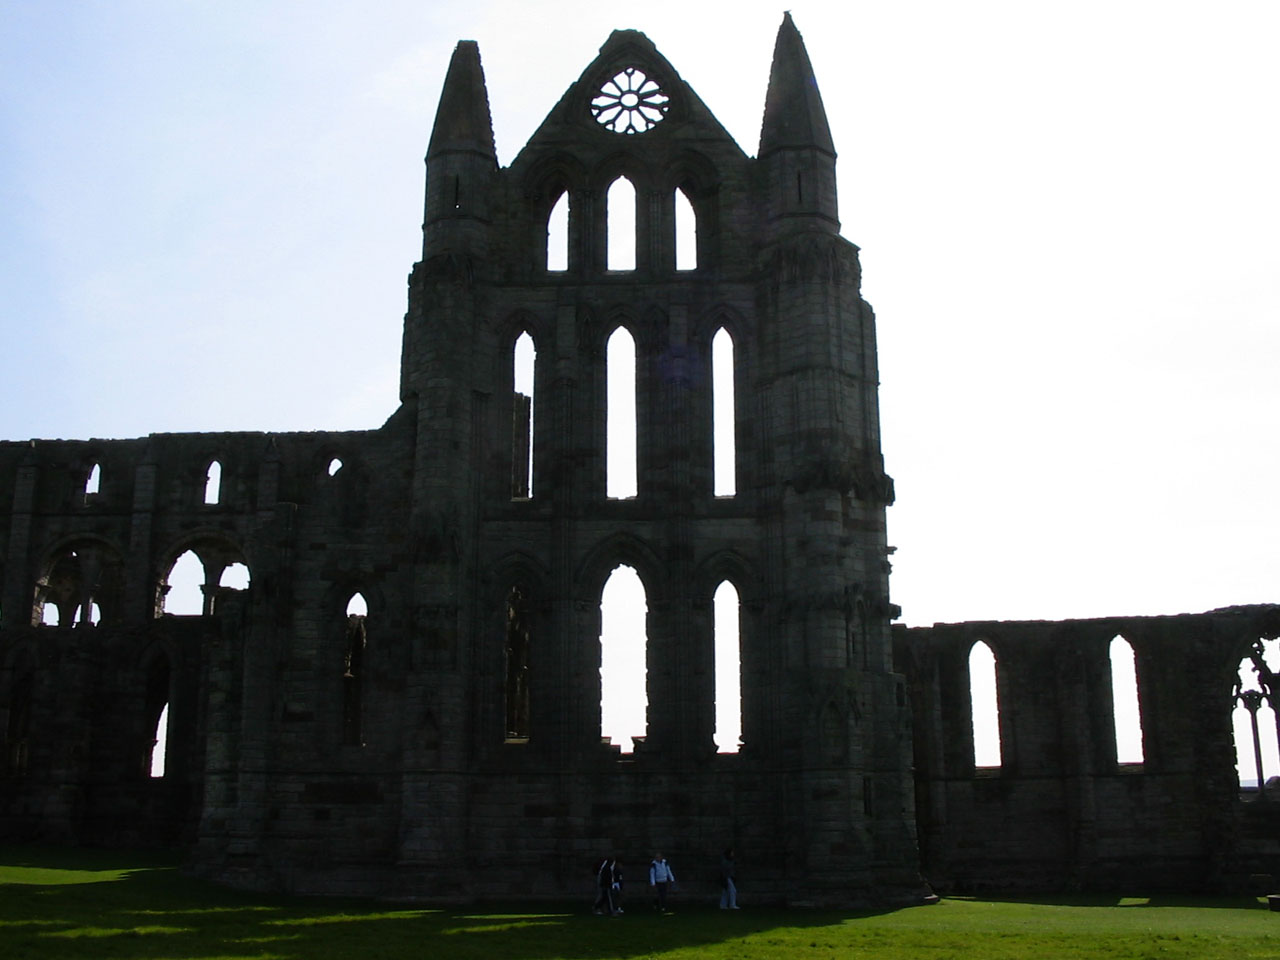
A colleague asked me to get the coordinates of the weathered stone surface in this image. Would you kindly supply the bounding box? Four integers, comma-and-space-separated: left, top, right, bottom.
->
0, 17, 916, 906
897, 607, 1280, 893
2, 16, 1273, 904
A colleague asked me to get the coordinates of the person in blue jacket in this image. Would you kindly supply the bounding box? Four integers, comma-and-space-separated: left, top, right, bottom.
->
648, 851, 676, 911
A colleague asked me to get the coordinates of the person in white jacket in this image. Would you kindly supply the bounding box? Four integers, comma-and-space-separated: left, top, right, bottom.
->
648, 852, 675, 911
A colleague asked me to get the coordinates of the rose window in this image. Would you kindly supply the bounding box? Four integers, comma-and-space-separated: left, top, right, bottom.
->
591, 67, 669, 134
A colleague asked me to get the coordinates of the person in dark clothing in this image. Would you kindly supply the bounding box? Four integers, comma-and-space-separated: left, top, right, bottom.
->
593, 857, 616, 915
719, 848, 739, 909
610, 859, 624, 913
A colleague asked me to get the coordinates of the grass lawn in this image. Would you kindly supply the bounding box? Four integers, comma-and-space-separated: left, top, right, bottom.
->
2, 846, 1278, 959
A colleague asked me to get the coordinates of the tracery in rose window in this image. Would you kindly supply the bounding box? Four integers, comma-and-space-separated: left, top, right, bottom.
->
591, 67, 669, 135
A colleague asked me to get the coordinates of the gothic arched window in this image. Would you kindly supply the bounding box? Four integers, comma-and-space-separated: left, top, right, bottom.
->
7, 661, 33, 775
675, 187, 697, 270
512, 331, 536, 499
162, 551, 205, 616
714, 580, 741, 753
712, 327, 736, 497
144, 654, 170, 778
1233, 638, 1280, 799
969, 640, 1002, 769
1110, 636, 1145, 765
606, 327, 638, 499
606, 176, 636, 271
343, 593, 368, 747
600, 565, 647, 753
203, 460, 222, 505
505, 585, 532, 741
547, 190, 568, 272
83, 462, 101, 500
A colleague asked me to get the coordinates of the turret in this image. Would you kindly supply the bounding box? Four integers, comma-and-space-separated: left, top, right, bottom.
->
758, 14, 839, 233
423, 40, 498, 258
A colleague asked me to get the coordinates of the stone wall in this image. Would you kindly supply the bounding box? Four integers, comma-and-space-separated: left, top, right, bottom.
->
0, 20, 922, 907
895, 606, 1280, 893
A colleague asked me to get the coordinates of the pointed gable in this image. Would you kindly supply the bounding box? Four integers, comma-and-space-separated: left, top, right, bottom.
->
509, 28, 747, 172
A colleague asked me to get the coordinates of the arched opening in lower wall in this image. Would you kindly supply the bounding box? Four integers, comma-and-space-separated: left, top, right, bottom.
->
600, 564, 647, 753
1233, 637, 1280, 798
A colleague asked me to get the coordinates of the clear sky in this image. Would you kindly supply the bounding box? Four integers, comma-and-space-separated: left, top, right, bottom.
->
3, 0, 1277, 640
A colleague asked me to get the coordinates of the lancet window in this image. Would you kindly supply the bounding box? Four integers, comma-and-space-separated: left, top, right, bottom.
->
504, 585, 531, 740
546, 190, 569, 271
343, 593, 368, 747
712, 327, 736, 497
675, 187, 697, 270
600, 564, 647, 753
606, 176, 637, 271
203, 460, 222, 505
606, 327, 638, 499
969, 640, 1002, 769
512, 331, 536, 499
714, 580, 741, 753
1109, 636, 1145, 765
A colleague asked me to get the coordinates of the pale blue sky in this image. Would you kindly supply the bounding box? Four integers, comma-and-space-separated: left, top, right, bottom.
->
3, 0, 1278, 631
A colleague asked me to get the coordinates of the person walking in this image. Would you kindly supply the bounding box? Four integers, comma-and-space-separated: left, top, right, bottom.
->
610, 858, 624, 913
593, 856, 616, 916
649, 851, 675, 911
719, 848, 739, 909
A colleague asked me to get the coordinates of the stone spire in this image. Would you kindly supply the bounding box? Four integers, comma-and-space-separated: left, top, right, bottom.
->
757, 13, 839, 232
759, 13, 835, 159
427, 40, 497, 163
423, 40, 497, 256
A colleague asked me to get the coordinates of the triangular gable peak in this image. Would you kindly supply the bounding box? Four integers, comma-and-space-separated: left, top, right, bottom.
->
416, 17, 840, 281
508, 29, 748, 182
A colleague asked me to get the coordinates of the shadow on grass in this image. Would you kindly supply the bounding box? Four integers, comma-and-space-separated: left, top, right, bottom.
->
0, 846, 852, 960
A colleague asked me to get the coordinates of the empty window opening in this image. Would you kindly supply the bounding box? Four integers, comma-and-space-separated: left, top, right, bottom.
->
606, 176, 636, 271
203, 460, 221, 504
606, 327, 638, 498
327, 457, 343, 477
73, 601, 101, 626
714, 580, 741, 753
346, 592, 368, 617
547, 190, 569, 271
512, 332, 536, 499
1233, 638, 1280, 798
675, 187, 697, 270
969, 640, 1002, 769
144, 655, 170, 778
149, 703, 169, 778
163, 551, 205, 616
40, 602, 60, 626
1110, 636, 1145, 764
84, 463, 101, 497
220, 563, 250, 591
600, 565, 647, 753
505, 586, 531, 740
343, 603, 367, 746
712, 327, 736, 497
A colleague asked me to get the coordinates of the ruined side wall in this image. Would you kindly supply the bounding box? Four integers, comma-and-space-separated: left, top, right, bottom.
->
895, 607, 1280, 893
0, 416, 417, 852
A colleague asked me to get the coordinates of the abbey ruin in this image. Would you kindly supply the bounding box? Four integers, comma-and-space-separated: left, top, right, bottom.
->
1, 16, 1276, 903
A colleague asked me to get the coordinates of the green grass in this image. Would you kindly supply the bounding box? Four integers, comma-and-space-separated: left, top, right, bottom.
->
2, 846, 1278, 959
